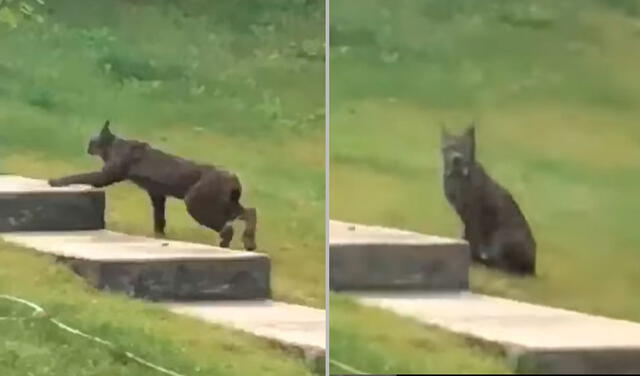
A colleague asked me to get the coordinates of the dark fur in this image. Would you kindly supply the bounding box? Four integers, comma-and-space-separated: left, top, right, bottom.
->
441, 124, 536, 275
49, 121, 257, 250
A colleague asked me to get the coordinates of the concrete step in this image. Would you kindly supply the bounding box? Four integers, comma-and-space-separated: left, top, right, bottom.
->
0, 175, 323, 371
350, 291, 640, 374
330, 220, 469, 291
2, 230, 270, 301
167, 300, 326, 373
0, 175, 105, 231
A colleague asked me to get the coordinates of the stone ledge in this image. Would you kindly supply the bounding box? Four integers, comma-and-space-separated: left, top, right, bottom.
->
330, 220, 469, 291
2, 230, 271, 301
167, 300, 326, 373
350, 291, 640, 374
0, 175, 104, 231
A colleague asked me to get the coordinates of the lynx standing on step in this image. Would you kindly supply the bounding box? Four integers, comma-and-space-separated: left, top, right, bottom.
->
49, 121, 257, 251
441, 124, 536, 275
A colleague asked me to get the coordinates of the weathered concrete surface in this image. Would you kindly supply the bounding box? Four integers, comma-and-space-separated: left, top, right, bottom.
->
0, 175, 104, 231
350, 291, 640, 374
167, 301, 326, 373
2, 230, 270, 301
330, 220, 469, 291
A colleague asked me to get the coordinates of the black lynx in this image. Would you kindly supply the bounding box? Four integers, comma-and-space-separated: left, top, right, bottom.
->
441, 125, 536, 275
49, 121, 257, 251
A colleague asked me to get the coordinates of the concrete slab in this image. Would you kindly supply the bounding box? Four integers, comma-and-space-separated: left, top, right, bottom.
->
0, 175, 104, 231
350, 291, 640, 374
2, 230, 270, 301
330, 220, 469, 291
167, 301, 326, 372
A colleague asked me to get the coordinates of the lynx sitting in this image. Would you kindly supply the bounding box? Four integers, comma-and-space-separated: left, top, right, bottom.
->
441, 124, 535, 275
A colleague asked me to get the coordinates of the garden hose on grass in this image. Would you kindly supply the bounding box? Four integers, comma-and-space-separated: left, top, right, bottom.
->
329, 358, 367, 374
0, 294, 186, 376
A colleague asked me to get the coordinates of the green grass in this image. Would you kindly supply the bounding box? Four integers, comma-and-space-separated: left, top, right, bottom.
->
330, 0, 640, 373
0, 0, 324, 374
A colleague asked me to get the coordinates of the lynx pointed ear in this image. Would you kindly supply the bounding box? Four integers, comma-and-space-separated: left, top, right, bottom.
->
440, 122, 449, 141
98, 120, 115, 143
465, 123, 476, 140
466, 122, 475, 133
100, 120, 112, 137
466, 122, 476, 161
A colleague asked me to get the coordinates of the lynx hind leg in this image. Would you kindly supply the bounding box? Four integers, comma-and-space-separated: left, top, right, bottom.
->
494, 231, 536, 275
219, 221, 234, 248
240, 207, 257, 251
503, 240, 536, 275
184, 175, 238, 247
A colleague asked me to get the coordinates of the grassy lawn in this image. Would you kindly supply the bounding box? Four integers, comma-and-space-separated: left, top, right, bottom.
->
330, 0, 640, 372
0, 0, 324, 374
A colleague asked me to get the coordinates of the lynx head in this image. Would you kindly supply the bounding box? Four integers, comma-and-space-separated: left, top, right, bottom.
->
88, 120, 116, 157
441, 123, 476, 178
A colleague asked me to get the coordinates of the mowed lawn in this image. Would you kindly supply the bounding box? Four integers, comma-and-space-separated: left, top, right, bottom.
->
0, 0, 324, 375
330, 0, 640, 373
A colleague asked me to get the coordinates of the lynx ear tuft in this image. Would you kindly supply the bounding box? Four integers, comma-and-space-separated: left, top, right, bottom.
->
440, 122, 450, 140
465, 122, 476, 139
98, 120, 115, 142
102, 120, 110, 132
